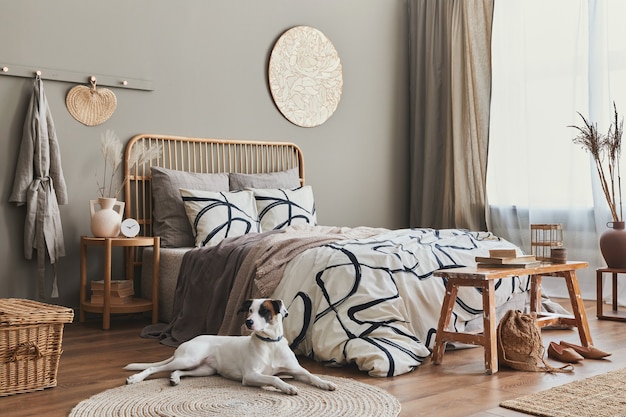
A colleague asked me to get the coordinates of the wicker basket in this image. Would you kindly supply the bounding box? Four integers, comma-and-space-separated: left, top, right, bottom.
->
0, 298, 74, 396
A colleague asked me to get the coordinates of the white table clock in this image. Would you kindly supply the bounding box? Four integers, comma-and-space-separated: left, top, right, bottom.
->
120, 218, 140, 238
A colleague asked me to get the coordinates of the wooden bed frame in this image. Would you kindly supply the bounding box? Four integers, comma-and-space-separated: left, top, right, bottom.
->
123, 134, 304, 266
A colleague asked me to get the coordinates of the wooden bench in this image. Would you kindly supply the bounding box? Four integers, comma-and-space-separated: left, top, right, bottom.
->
431, 261, 590, 374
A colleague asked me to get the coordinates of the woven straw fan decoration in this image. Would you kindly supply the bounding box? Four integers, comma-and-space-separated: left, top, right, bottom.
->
66, 76, 117, 126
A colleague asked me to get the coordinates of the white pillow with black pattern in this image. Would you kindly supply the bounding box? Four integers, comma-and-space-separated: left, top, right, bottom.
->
250, 186, 317, 232
180, 188, 260, 247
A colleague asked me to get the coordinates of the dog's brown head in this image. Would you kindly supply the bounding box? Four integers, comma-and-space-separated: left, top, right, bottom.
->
238, 299, 288, 331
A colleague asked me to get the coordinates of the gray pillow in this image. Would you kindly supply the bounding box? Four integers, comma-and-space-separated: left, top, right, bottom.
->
151, 167, 229, 247
229, 167, 301, 191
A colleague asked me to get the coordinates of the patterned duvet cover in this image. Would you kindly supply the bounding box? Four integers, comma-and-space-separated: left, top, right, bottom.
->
272, 228, 529, 376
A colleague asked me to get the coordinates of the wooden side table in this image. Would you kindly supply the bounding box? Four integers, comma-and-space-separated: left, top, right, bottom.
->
597, 267, 626, 322
431, 261, 590, 374
79, 236, 160, 330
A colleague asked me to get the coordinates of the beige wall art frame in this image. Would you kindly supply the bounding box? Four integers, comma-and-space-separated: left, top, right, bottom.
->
268, 26, 343, 128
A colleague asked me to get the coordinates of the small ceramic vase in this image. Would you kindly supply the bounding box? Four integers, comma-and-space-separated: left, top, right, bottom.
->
90, 197, 125, 238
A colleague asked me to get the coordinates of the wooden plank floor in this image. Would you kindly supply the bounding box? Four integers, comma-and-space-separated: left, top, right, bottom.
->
3, 299, 625, 417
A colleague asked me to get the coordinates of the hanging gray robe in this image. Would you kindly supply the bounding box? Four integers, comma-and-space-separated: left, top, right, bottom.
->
9, 76, 68, 298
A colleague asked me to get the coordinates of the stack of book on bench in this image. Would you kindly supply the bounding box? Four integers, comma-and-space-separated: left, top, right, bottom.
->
475, 249, 542, 268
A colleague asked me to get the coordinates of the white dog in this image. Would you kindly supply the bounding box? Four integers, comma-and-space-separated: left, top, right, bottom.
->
124, 299, 337, 395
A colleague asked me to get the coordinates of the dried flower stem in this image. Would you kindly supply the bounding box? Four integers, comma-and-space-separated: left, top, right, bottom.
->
97, 130, 161, 199
111, 142, 162, 199
611, 103, 624, 220
571, 103, 623, 222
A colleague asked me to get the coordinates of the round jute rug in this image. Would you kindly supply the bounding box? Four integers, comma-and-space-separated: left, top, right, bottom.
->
68, 375, 400, 417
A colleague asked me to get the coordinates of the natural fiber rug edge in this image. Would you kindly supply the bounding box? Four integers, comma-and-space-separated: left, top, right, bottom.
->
499, 367, 626, 417
68, 374, 401, 417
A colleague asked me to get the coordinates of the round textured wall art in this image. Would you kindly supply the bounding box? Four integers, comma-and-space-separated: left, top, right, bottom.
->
269, 26, 343, 128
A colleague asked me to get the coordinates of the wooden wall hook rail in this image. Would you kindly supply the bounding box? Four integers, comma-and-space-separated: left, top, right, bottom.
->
0, 63, 153, 91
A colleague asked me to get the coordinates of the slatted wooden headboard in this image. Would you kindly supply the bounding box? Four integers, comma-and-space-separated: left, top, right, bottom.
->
123, 134, 305, 239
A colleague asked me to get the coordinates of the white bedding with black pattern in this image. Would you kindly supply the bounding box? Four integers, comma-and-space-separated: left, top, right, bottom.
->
272, 228, 530, 377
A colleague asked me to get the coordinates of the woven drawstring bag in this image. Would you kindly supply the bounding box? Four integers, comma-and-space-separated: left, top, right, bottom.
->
497, 309, 572, 373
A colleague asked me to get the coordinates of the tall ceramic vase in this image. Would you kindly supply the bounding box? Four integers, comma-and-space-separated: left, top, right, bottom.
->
599, 221, 626, 269
90, 197, 125, 238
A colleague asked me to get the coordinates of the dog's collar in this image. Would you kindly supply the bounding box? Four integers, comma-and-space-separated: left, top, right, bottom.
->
255, 334, 283, 343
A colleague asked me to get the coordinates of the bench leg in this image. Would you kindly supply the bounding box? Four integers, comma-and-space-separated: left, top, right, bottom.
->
562, 270, 593, 347
432, 280, 459, 365
482, 280, 497, 375
529, 274, 542, 314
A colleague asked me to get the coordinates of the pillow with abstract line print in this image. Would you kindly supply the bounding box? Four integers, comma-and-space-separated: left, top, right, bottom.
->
151, 166, 229, 247
180, 188, 260, 247
229, 167, 301, 191
250, 186, 317, 232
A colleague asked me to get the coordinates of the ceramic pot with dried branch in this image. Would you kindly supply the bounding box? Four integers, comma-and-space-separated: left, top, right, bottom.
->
572, 103, 625, 268
91, 130, 161, 237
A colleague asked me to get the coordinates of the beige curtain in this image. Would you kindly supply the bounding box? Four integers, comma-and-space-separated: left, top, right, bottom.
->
408, 0, 493, 230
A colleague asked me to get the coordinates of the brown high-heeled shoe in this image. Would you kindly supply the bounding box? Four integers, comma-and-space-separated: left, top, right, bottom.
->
548, 341, 584, 363
559, 341, 611, 359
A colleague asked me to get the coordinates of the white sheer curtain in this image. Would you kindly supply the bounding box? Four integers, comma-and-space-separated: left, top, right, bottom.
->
488, 0, 626, 303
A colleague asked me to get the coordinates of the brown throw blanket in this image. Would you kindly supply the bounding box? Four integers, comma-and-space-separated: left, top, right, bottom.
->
141, 231, 279, 346
143, 225, 387, 346
218, 224, 388, 336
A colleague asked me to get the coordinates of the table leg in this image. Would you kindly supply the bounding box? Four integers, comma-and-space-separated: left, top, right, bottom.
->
612, 272, 619, 311
151, 237, 160, 324
482, 280, 497, 375
432, 280, 459, 365
103, 238, 112, 330
597, 270, 603, 319
562, 270, 593, 347
125, 246, 133, 281
79, 238, 87, 323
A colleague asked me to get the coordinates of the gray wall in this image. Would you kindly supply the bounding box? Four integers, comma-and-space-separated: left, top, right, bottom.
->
0, 0, 409, 309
